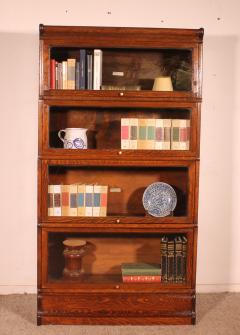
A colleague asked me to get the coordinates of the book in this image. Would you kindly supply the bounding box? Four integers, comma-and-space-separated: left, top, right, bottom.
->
121, 118, 130, 149
138, 119, 148, 149
48, 185, 54, 216
67, 58, 76, 90
53, 185, 61, 216
87, 51, 93, 89
99, 185, 108, 216
62, 61, 68, 89
129, 118, 138, 149
77, 184, 85, 216
85, 185, 93, 216
101, 85, 141, 90
146, 119, 156, 149
121, 263, 161, 276
57, 62, 63, 89
75, 61, 80, 90
171, 119, 190, 150
182, 236, 187, 281
167, 238, 175, 282
93, 185, 101, 217
55, 61, 58, 89
174, 236, 183, 282
61, 184, 70, 216
160, 236, 168, 282
79, 49, 86, 89
122, 275, 161, 283
93, 49, 102, 90
50, 59, 56, 89
155, 119, 171, 150
69, 184, 78, 216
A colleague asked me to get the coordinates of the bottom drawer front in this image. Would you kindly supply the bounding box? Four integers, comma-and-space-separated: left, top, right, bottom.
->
40, 293, 193, 317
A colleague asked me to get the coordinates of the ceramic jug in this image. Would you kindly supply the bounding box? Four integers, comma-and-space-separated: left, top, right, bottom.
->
58, 128, 88, 149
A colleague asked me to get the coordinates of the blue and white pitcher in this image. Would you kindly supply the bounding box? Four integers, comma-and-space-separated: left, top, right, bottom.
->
58, 128, 88, 149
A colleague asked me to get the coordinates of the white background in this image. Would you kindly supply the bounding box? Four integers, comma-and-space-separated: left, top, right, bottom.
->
0, 0, 240, 293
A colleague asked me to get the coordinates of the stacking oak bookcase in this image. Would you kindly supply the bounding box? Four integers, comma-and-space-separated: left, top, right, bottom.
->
38, 25, 203, 325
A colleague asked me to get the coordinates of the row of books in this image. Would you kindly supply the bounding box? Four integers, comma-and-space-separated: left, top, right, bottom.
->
48, 184, 108, 217
50, 49, 102, 90
160, 236, 187, 283
121, 118, 190, 150
121, 263, 161, 283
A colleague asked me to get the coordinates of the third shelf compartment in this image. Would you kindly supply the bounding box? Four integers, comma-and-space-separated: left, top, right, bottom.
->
39, 159, 197, 222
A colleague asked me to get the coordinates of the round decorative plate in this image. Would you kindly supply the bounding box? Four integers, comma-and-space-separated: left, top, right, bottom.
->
142, 182, 177, 217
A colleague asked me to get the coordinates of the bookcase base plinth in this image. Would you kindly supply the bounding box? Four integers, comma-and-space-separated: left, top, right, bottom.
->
38, 291, 196, 325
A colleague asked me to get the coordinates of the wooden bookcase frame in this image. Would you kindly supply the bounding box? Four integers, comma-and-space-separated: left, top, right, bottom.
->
38, 25, 203, 325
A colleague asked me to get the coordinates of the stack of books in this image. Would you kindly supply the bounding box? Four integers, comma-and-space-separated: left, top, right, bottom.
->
50, 49, 102, 90
121, 118, 190, 150
121, 263, 161, 283
160, 236, 187, 283
48, 184, 108, 217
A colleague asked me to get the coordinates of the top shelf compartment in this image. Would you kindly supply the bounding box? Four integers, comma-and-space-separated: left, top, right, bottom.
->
40, 26, 203, 99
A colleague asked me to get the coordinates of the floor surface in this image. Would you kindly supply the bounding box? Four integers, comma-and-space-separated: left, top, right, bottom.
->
0, 293, 240, 334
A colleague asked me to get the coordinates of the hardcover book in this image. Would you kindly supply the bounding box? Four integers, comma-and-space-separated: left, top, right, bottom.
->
121, 118, 130, 149
87, 51, 93, 89
77, 184, 85, 216
85, 185, 93, 216
79, 49, 86, 89
167, 238, 175, 282
182, 236, 188, 281
121, 263, 161, 276
61, 185, 70, 216
174, 236, 183, 282
160, 236, 168, 282
53, 185, 61, 216
62, 61, 68, 89
93, 49, 102, 90
146, 119, 156, 149
171, 119, 190, 150
50, 59, 56, 89
155, 119, 171, 150
138, 119, 148, 149
48, 185, 54, 216
93, 185, 101, 217
129, 118, 138, 149
69, 184, 78, 216
67, 58, 76, 90
99, 185, 108, 216
122, 275, 161, 283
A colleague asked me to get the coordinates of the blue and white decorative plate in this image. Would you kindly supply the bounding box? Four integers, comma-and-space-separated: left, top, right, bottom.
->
142, 182, 177, 217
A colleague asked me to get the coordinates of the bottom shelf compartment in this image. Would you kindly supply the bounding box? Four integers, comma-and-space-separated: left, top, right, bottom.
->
38, 291, 196, 325
43, 232, 191, 287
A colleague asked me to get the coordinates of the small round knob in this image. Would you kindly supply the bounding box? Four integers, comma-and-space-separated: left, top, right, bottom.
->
118, 151, 122, 155
115, 285, 120, 289
116, 219, 120, 223
119, 92, 124, 96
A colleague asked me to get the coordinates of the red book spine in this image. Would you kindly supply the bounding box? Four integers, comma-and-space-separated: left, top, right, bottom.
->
50, 59, 56, 89
122, 275, 161, 283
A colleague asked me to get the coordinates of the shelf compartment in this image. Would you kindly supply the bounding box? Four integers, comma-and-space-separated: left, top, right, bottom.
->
41, 162, 195, 221
40, 229, 193, 289
40, 102, 200, 159
50, 47, 192, 92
